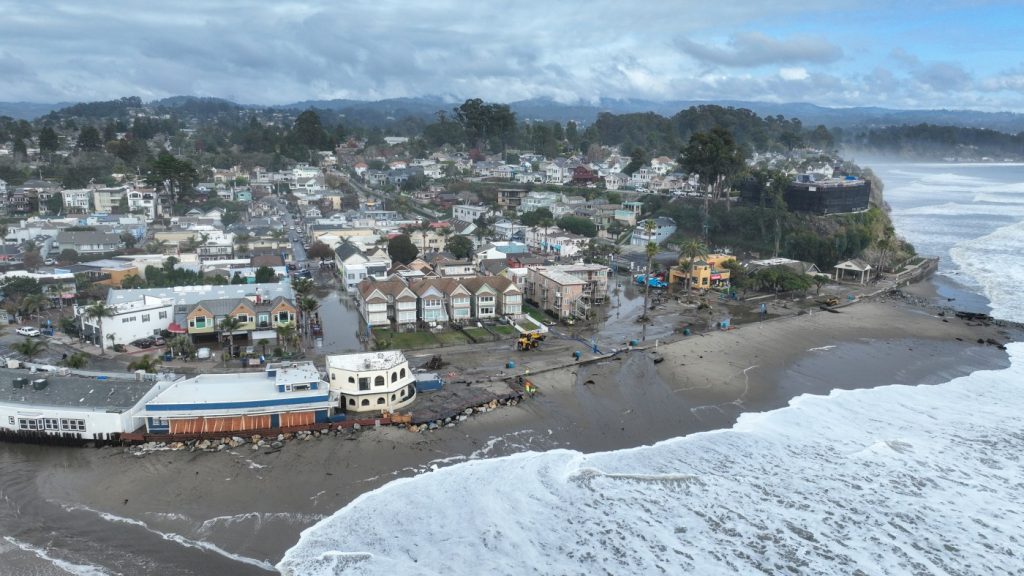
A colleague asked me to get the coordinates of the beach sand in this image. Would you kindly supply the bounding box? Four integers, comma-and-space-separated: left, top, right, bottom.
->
36, 296, 1017, 571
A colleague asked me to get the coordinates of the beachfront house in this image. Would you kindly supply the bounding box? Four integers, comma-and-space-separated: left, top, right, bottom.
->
142, 362, 332, 434
325, 351, 417, 413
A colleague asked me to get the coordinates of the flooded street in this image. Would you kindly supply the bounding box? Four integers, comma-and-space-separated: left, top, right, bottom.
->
316, 290, 368, 353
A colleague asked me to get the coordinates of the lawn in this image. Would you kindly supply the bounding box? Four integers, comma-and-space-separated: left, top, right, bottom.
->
372, 329, 437, 350
491, 324, 517, 336
517, 317, 540, 332
463, 327, 492, 341
522, 303, 550, 325
434, 330, 472, 346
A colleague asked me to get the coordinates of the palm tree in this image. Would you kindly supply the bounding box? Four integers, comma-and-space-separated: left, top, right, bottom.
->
144, 239, 169, 254
12, 337, 47, 363
413, 220, 433, 254
641, 239, 658, 341
83, 301, 116, 352
234, 232, 252, 256
168, 334, 195, 359
20, 293, 46, 320
298, 296, 319, 341
257, 338, 269, 357
275, 323, 297, 354
291, 277, 315, 298
218, 316, 242, 363
676, 238, 708, 292
128, 354, 163, 374
107, 333, 117, 352
61, 351, 89, 369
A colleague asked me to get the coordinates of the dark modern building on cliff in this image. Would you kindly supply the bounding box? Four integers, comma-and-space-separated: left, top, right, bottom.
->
743, 171, 872, 215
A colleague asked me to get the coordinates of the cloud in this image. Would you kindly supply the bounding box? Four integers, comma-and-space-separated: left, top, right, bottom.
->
912, 62, 972, 92
675, 32, 843, 67
779, 67, 809, 81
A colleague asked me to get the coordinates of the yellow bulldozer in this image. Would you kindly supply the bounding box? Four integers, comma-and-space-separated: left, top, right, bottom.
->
516, 332, 546, 351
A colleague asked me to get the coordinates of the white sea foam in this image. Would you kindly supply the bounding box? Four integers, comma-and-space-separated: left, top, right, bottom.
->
2, 536, 118, 576
952, 219, 1024, 321
61, 504, 276, 572
278, 345, 1024, 576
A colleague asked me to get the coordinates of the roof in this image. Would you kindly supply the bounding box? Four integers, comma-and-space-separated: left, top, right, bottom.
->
187, 295, 292, 317
144, 363, 327, 414
834, 259, 872, 271
107, 282, 295, 308
327, 351, 409, 372
56, 230, 122, 245
335, 242, 362, 261
0, 369, 157, 411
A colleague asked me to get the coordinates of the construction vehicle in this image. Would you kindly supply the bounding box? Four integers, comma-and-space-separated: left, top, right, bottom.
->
516, 332, 546, 351
819, 296, 839, 307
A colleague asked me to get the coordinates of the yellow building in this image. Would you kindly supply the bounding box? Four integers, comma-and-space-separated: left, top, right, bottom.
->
669, 253, 734, 290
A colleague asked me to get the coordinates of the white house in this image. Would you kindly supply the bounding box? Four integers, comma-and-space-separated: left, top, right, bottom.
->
452, 204, 492, 222
336, 244, 392, 293
631, 217, 677, 246
325, 351, 417, 413
61, 188, 92, 213
77, 295, 175, 348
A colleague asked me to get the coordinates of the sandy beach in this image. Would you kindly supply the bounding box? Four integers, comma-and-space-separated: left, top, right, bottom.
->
19, 289, 1015, 573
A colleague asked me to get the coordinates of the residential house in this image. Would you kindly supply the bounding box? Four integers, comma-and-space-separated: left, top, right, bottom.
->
183, 294, 297, 346
525, 264, 609, 319
669, 254, 735, 290
77, 295, 174, 347
452, 204, 492, 222
92, 186, 129, 214
630, 217, 677, 246
325, 351, 416, 413
335, 243, 392, 293
61, 189, 92, 213
56, 230, 123, 255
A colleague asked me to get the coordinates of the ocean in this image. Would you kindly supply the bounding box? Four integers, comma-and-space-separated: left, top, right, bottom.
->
277, 162, 1024, 575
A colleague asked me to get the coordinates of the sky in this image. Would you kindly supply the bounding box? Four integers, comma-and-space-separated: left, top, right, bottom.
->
1, 0, 1023, 111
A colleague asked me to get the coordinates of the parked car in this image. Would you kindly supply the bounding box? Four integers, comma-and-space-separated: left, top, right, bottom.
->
196, 347, 212, 360
44, 259, 56, 265
15, 327, 41, 337
131, 338, 154, 348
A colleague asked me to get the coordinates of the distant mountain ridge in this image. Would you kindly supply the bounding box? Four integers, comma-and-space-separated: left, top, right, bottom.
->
7, 95, 1024, 132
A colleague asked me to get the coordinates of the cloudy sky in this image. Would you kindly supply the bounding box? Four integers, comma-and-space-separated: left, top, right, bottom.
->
1, 0, 1023, 110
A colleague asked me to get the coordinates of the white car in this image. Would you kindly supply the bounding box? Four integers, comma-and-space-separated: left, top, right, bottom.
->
16, 327, 41, 337
196, 347, 212, 360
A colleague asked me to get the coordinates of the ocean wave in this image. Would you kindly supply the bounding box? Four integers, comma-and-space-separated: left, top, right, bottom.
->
951, 219, 1024, 322
278, 344, 1024, 576
2, 536, 118, 576
61, 504, 276, 572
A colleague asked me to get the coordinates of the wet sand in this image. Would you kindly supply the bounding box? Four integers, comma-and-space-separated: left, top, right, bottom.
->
30, 297, 1017, 573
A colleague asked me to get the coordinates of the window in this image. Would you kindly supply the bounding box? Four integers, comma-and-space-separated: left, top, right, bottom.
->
44, 418, 59, 431
348, 376, 355, 383
60, 419, 85, 431
331, 373, 336, 381
7, 416, 12, 425
391, 372, 397, 383
236, 314, 249, 323
377, 398, 385, 405
348, 398, 355, 406
193, 317, 207, 328
400, 388, 406, 397
360, 399, 370, 407
122, 317, 131, 323
400, 368, 406, 378
391, 394, 396, 401
18, 418, 38, 430
277, 311, 291, 323
358, 377, 370, 391
141, 314, 150, 322
374, 375, 385, 387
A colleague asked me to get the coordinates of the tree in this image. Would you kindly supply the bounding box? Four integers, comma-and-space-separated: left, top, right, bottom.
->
128, 354, 163, 374
19, 293, 46, 319
254, 266, 276, 283
275, 323, 298, 354
298, 296, 319, 342
623, 147, 649, 175
453, 98, 517, 151
45, 193, 64, 214
61, 352, 89, 369
218, 317, 241, 363
233, 232, 251, 256
83, 301, 117, 352
167, 335, 196, 359
681, 128, 745, 208
77, 126, 103, 151
22, 246, 42, 271
119, 232, 137, 250
446, 234, 475, 260
120, 274, 146, 288
13, 138, 27, 158
406, 220, 433, 254
676, 239, 709, 292
291, 276, 315, 298
144, 239, 169, 254
641, 238, 659, 342
146, 152, 198, 207
520, 207, 553, 227
307, 241, 334, 262
606, 191, 622, 205
557, 216, 598, 238
387, 234, 419, 265
12, 338, 47, 363
58, 248, 78, 264
38, 126, 59, 154
292, 110, 331, 151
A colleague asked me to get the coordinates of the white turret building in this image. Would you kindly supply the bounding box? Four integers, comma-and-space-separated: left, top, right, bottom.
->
325, 351, 416, 413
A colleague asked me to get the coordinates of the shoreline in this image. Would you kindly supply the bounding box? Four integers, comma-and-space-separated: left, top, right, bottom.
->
21, 291, 1018, 572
